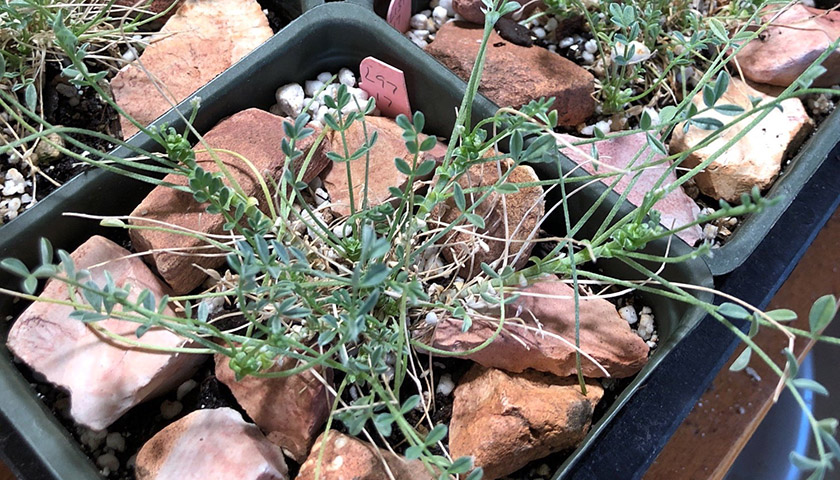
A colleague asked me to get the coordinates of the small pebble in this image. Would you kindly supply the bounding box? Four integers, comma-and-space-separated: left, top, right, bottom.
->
314, 187, 330, 206
425, 311, 439, 326
105, 432, 126, 452
275, 83, 305, 117
97, 453, 120, 472
703, 223, 719, 241
411, 13, 429, 30
618, 305, 638, 325
584, 38, 598, 54
432, 6, 448, 24
331, 223, 352, 239
637, 313, 655, 340
160, 399, 183, 420
581, 51, 595, 64
316, 71, 333, 84
558, 36, 575, 48
304, 80, 324, 97
544, 17, 558, 32
55, 83, 77, 98
176, 379, 198, 400
80, 428, 108, 450
436, 374, 455, 396
533, 27, 547, 39
338, 67, 356, 87
439, 0, 455, 16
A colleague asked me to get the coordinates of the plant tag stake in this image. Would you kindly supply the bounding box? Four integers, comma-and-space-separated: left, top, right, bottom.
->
359, 57, 412, 119
386, 0, 411, 33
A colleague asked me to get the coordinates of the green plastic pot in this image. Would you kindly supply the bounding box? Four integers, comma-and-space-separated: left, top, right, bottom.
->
0, 3, 712, 479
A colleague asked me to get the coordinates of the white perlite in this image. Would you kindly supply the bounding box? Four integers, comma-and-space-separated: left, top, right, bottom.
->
637, 313, 655, 341
618, 305, 638, 325
274, 83, 305, 117
437, 374, 455, 396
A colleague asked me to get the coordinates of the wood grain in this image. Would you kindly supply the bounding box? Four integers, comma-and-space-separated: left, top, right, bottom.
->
645, 207, 840, 479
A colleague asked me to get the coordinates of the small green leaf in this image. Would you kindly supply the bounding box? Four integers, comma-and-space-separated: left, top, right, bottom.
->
394, 157, 412, 176
809, 294, 836, 333
495, 183, 520, 194
360, 263, 390, 288
702, 85, 716, 108
792, 378, 829, 396
414, 159, 436, 177
465, 468, 484, 480
453, 183, 466, 211
789, 452, 822, 471
714, 104, 744, 116
718, 302, 750, 319
419, 136, 437, 152
24, 83, 37, 112
1, 258, 30, 277
729, 347, 751, 372
708, 17, 728, 42
692, 117, 724, 130
405, 445, 423, 460
100, 218, 126, 228
425, 424, 447, 445
713, 72, 730, 101
22, 275, 38, 294
783, 348, 799, 379
645, 132, 667, 156
464, 213, 485, 229
765, 309, 797, 322
448, 456, 474, 474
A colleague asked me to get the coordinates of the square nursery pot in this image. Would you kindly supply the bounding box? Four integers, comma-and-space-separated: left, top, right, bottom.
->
0, 2, 712, 479
362, 0, 840, 277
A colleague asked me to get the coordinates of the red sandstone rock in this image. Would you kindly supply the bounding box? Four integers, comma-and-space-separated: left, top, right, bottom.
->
214, 354, 333, 462
111, 0, 272, 138
425, 21, 595, 126
449, 366, 603, 480
129, 109, 329, 293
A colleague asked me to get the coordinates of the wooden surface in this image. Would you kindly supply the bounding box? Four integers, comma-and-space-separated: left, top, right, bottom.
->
1, 209, 838, 480
646, 207, 840, 479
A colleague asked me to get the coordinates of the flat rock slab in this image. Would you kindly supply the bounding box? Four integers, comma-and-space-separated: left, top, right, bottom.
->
135, 407, 288, 480
558, 132, 703, 245
214, 354, 333, 462
111, 0, 272, 138
426, 278, 650, 378
449, 366, 603, 480
6, 235, 203, 430
736, 4, 840, 88
129, 108, 328, 294
430, 157, 544, 279
452, 0, 538, 25
426, 21, 595, 126
297, 431, 434, 480
322, 115, 446, 218
669, 78, 813, 202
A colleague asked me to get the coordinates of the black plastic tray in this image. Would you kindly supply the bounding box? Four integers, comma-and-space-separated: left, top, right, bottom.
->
0, 3, 713, 479
359, 0, 840, 276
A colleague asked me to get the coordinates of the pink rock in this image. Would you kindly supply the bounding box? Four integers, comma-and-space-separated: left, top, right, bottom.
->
422, 278, 650, 378
736, 5, 840, 88
297, 431, 434, 480
135, 408, 288, 480
670, 78, 813, 202
449, 366, 603, 480
129, 109, 329, 294
6, 235, 204, 430
558, 132, 703, 245
111, 0, 272, 138
214, 354, 333, 462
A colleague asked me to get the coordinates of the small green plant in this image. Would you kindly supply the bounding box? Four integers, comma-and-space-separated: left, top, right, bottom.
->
0, 0, 172, 192
1, 0, 840, 478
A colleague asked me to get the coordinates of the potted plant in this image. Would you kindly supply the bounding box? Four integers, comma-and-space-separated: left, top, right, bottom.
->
0, 1, 838, 480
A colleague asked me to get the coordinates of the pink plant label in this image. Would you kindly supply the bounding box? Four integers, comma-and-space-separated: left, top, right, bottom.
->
359, 57, 412, 119
386, 0, 411, 33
